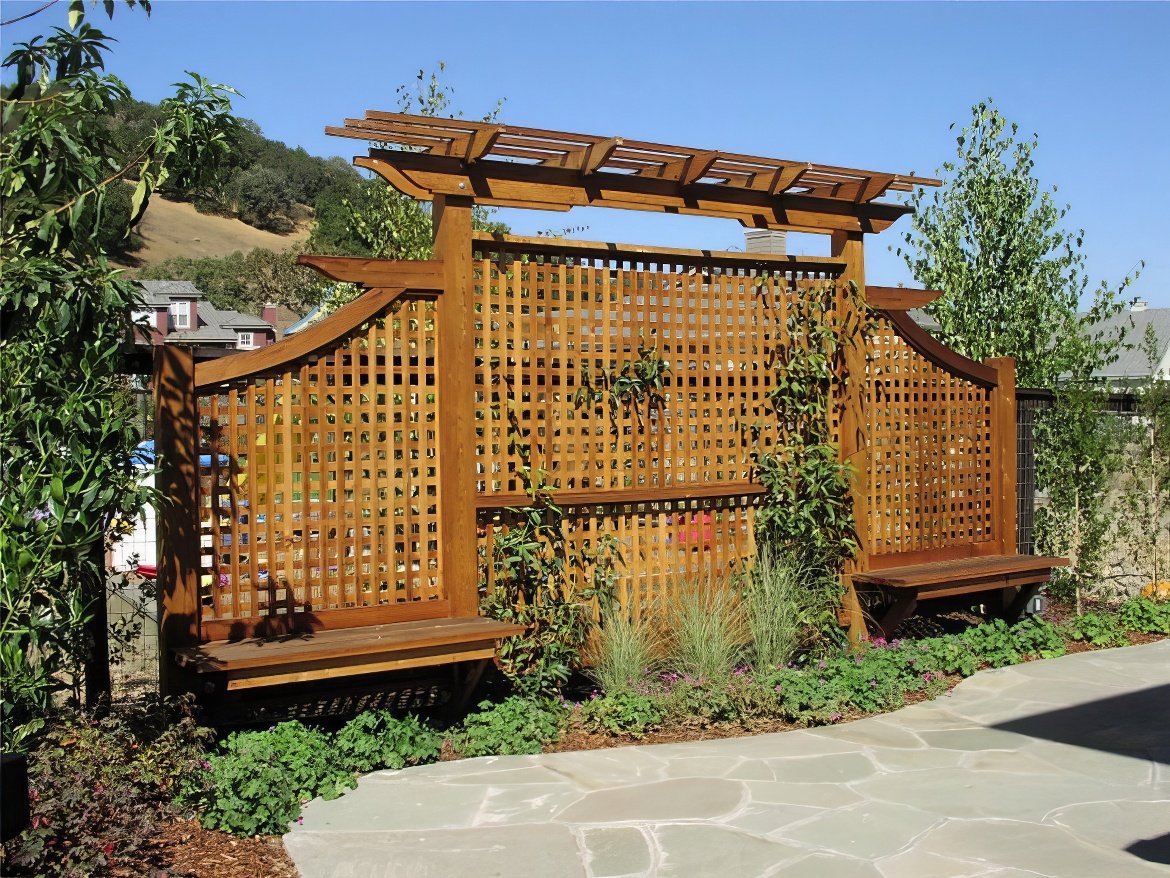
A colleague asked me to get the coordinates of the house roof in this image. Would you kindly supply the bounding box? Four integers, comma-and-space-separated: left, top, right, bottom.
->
134, 280, 274, 344
1082, 307, 1170, 381
905, 304, 1169, 382
138, 279, 201, 306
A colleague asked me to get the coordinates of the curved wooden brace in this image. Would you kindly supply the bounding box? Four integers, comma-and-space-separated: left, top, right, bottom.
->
196, 284, 414, 390
882, 309, 999, 388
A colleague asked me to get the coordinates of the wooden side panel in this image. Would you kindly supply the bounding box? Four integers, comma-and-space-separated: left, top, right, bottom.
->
155, 345, 201, 692
863, 314, 999, 561
195, 299, 445, 638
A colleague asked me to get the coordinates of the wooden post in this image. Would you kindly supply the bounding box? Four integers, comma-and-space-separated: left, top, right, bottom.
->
987, 357, 1018, 556
832, 231, 870, 642
433, 195, 480, 618
154, 345, 201, 695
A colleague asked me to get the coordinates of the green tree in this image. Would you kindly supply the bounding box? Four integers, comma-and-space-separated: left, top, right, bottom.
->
1034, 382, 1128, 610
139, 244, 330, 315
0, 0, 241, 744
1116, 324, 1170, 589
895, 100, 1140, 387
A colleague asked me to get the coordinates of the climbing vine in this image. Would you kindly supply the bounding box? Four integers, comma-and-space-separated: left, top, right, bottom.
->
480, 407, 622, 697
752, 280, 875, 571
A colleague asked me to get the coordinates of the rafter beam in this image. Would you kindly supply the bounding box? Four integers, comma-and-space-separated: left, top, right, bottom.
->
581, 137, 622, 174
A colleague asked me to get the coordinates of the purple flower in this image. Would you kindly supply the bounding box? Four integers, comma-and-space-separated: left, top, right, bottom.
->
872, 637, 887, 647
920, 644, 930, 653
816, 661, 827, 670
829, 712, 843, 722
773, 685, 783, 693
30, 507, 51, 522
922, 671, 936, 683
589, 689, 600, 700
297, 816, 304, 825
200, 760, 212, 771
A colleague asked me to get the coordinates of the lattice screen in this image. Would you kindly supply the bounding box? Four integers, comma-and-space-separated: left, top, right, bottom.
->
196, 300, 443, 633
864, 314, 997, 557
471, 240, 840, 602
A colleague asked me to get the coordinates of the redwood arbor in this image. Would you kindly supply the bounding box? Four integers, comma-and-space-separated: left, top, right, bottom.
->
155, 113, 1061, 695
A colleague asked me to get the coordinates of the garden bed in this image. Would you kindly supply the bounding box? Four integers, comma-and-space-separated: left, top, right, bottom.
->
4, 597, 1167, 878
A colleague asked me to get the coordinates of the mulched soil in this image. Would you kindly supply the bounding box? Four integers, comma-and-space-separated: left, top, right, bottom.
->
137, 819, 299, 878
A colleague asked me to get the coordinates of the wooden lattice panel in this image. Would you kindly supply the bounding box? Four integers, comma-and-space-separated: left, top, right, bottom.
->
196, 300, 443, 633
478, 495, 761, 620
864, 315, 996, 557
470, 241, 843, 499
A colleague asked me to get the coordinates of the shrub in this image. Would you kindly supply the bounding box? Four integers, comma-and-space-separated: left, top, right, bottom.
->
5, 699, 210, 877
579, 692, 663, 738
1009, 616, 1067, 659
959, 618, 1023, 667
1064, 611, 1127, 647
1118, 596, 1170, 634
231, 166, 294, 231
587, 607, 662, 695
334, 712, 442, 774
664, 581, 745, 680
194, 722, 352, 837
454, 697, 563, 757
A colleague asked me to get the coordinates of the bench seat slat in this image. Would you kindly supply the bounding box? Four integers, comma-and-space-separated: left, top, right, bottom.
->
173, 617, 526, 674
853, 555, 1067, 589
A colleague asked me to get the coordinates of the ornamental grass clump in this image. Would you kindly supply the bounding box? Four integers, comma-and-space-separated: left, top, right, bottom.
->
742, 550, 841, 670
586, 605, 663, 695
663, 579, 746, 680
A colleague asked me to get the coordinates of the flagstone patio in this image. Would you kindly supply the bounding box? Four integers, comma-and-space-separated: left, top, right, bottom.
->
286, 640, 1170, 877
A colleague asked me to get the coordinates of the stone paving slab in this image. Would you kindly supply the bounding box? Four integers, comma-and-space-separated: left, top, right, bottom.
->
286, 640, 1170, 877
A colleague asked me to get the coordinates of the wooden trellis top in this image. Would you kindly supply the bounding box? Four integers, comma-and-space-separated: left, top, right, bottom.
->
326, 111, 941, 235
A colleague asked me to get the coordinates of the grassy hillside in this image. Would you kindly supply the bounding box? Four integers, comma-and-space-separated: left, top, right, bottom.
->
118, 196, 309, 272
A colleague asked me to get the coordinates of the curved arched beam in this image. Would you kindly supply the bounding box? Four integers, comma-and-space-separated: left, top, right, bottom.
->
195, 277, 439, 390
882, 310, 999, 388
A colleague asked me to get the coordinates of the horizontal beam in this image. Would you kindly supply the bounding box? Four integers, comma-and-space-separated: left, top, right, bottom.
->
867, 286, 943, 310
297, 255, 444, 290
472, 232, 846, 272
362, 149, 914, 235
477, 483, 767, 510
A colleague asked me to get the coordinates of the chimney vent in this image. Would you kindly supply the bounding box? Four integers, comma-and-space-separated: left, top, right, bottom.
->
744, 230, 787, 256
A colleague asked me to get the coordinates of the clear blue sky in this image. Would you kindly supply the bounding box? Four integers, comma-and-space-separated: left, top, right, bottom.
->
4, 1, 1167, 306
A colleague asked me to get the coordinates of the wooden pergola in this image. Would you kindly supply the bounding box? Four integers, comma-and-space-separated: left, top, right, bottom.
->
154, 112, 1063, 704
325, 112, 939, 234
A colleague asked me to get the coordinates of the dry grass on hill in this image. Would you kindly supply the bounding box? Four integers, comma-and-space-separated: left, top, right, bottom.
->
117, 196, 309, 270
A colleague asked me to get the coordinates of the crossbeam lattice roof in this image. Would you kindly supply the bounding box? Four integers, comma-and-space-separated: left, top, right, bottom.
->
326, 112, 940, 234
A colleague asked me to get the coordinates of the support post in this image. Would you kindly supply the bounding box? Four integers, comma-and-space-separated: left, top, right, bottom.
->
154, 345, 201, 695
987, 357, 1018, 556
433, 195, 480, 618
832, 231, 870, 642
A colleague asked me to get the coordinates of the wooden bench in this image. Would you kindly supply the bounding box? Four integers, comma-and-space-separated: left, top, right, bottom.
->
172, 616, 525, 693
851, 555, 1068, 639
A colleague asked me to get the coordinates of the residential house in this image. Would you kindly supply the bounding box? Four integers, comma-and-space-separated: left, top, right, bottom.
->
133, 280, 278, 356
